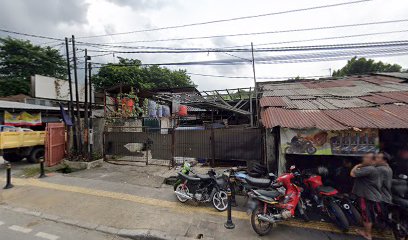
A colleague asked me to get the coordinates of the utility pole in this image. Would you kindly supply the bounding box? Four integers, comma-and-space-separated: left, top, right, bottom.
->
84, 49, 89, 158
251, 42, 258, 127
65, 37, 77, 153
72, 35, 83, 155
88, 61, 93, 159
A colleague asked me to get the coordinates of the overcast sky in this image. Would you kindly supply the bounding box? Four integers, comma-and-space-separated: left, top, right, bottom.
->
1, 0, 408, 90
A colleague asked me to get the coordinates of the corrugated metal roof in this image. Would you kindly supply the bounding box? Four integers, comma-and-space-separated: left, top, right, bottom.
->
376, 91, 408, 103
324, 109, 377, 128
259, 97, 287, 107
360, 94, 398, 104
261, 107, 347, 130
375, 72, 408, 80
324, 98, 374, 108
0, 100, 60, 111
291, 100, 320, 110
380, 104, 408, 122
350, 107, 408, 129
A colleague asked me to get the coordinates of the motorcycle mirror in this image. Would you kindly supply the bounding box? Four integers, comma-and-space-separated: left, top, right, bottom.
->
290, 165, 296, 171
268, 173, 276, 180
398, 174, 408, 180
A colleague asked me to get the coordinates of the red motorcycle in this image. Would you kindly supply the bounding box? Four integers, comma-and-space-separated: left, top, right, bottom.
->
300, 169, 353, 231
247, 166, 308, 236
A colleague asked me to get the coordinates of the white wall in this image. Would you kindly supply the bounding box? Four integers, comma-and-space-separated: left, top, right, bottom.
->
31, 75, 94, 102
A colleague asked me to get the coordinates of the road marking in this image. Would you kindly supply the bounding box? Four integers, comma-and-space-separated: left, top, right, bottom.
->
6, 178, 392, 239
8, 225, 32, 233
35, 232, 60, 240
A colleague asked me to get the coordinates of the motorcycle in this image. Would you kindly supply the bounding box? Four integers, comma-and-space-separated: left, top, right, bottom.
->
174, 162, 229, 211
390, 174, 408, 240
285, 136, 317, 155
299, 168, 352, 231
247, 165, 309, 236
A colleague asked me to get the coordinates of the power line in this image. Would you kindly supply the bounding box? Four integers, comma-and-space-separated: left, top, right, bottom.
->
80, 19, 408, 44
0, 28, 62, 41
187, 72, 328, 79
83, 40, 408, 54
77, 0, 372, 39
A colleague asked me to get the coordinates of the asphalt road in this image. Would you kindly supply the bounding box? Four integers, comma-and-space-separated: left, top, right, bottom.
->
0, 207, 124, 240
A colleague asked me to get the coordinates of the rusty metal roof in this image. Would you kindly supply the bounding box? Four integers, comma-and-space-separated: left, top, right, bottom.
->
380, 104, 408, 122
259, 97, 286, 107
324, 98, 374, 108
360, 94, 398, 104
350, 107, 408, 129
376, 91, 408, 103
261, 108, 347, 130
324, 109, 377, 128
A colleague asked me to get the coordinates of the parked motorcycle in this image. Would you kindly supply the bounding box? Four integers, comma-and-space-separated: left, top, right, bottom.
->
390, 174, 408, 240
299, 168, 352, 231
285, 136, 317, 155
247, 166, 309, 236
174, 162, 228, 211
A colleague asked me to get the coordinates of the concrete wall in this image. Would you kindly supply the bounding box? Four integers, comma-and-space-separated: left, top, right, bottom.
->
265, 128, 278, 174
92, 118, 105, 157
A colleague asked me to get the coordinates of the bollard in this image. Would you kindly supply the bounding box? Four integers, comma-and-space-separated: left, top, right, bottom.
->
3, 163, 13, 189
224, 187, 235, 229
39, 158, 46, 178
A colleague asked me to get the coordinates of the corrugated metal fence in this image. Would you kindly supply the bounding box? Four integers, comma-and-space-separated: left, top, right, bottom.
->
104, 126, 263, 167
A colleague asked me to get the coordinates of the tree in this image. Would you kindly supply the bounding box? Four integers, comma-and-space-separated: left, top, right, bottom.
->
93, 57, 195, 90
332, 57, 402, 77
0, 37, 66, 96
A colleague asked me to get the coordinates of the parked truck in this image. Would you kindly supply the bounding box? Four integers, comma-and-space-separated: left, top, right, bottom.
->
0, 129, 45, 163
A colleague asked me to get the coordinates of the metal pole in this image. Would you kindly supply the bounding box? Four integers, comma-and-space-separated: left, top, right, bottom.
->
251, 42, 258, 127
224, 185, 235, 229
65, 37, 77, 153
39, 158, 46, 178
72, 35, 83, 155
84, 49, 89, 158
3, 163, 13, 189
249, 87, 253, 127
88, 62, 93, 159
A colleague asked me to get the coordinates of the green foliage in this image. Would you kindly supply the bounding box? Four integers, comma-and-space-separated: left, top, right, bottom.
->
0, 37, 66, 96
93, 57, 195, 90
332, 57, 402, 77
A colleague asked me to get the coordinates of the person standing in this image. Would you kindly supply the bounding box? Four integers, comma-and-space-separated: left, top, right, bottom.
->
350, 152, 382, 240
375, 151, 393, 225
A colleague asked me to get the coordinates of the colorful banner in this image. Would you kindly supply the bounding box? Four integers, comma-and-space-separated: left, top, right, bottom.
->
4, 111, 42, 126
280, 128, 379, 156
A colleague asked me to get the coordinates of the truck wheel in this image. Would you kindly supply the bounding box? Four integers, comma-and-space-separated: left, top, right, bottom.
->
2, 153, 23, 162
28, 147, 44, 163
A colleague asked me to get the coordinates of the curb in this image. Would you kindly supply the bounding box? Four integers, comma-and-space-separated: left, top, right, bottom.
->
0, 204, 200, 240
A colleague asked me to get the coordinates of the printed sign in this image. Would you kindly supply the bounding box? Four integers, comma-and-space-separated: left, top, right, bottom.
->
4, 111, 42, 126
280, 128, 379, 156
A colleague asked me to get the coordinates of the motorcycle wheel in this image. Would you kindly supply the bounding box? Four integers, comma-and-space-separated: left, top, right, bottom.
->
306, 146, 317, 155
212, 190, 228, 211
392, 212, 408, 240
327, 200, 350, 231
250, 204, 273, 236
348, 204, 363, 227
285, 146, 293, 154
175, 183, 190, 203
297, 199, 310, 222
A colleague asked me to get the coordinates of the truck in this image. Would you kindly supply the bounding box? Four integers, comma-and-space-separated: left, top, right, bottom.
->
0, 129, 45, 163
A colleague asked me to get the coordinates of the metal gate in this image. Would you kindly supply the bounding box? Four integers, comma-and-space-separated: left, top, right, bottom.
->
45, 122, 66, 167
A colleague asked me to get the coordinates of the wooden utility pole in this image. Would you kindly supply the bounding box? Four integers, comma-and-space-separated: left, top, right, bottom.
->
65, 37, 77, 153
251, 42, 258, 127
72, 35, 82, 154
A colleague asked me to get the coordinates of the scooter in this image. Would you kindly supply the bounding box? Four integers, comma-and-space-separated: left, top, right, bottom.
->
246, 165, 309, 236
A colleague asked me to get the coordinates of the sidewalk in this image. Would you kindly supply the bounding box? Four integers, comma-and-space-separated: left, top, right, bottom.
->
0, 172, 392, 240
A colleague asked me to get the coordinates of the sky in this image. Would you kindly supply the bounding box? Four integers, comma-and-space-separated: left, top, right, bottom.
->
1, 0, 408, 91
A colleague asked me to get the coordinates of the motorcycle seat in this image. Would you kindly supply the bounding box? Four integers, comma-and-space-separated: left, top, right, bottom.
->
245, 176, 271, 188
317, 186, 338, 195
178, 172, 200, 181
196, 174, 212, 180
254, 189, 281, 199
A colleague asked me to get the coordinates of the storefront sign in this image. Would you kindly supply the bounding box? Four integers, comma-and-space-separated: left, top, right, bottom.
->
280, 128, 379, 156
4, 111, 42, 126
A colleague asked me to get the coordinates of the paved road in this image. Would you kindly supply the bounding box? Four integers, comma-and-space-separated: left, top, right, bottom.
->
0, 207, 124, 240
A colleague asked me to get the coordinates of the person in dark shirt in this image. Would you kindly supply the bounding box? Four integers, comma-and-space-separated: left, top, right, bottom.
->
334, 158, 354, 193
350, 152, 382, 240
375, 151, 393, 225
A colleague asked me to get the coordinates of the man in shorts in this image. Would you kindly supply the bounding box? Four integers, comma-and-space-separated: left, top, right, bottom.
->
375, 151, 393, 225
350, 152, 382, 240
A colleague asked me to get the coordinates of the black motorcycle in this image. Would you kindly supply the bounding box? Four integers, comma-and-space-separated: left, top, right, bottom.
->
285, 136, 317, 155
174, 168, 228, 211
390, 174, 408, 240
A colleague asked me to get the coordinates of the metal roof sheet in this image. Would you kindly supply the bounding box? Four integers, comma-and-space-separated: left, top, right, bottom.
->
376, 91, 408, 103
291, 100, 320, 110
350, 107, 408, 129
375, 72, 408, 80
324, 109, 378, 128
259, 97, 287, 107
261, 107, 347, 130
359, 94, 398, 104
262, 89, 298, 97
324, 98, 374, 108
0, 100, 60, 111
380, 104, 408, 122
